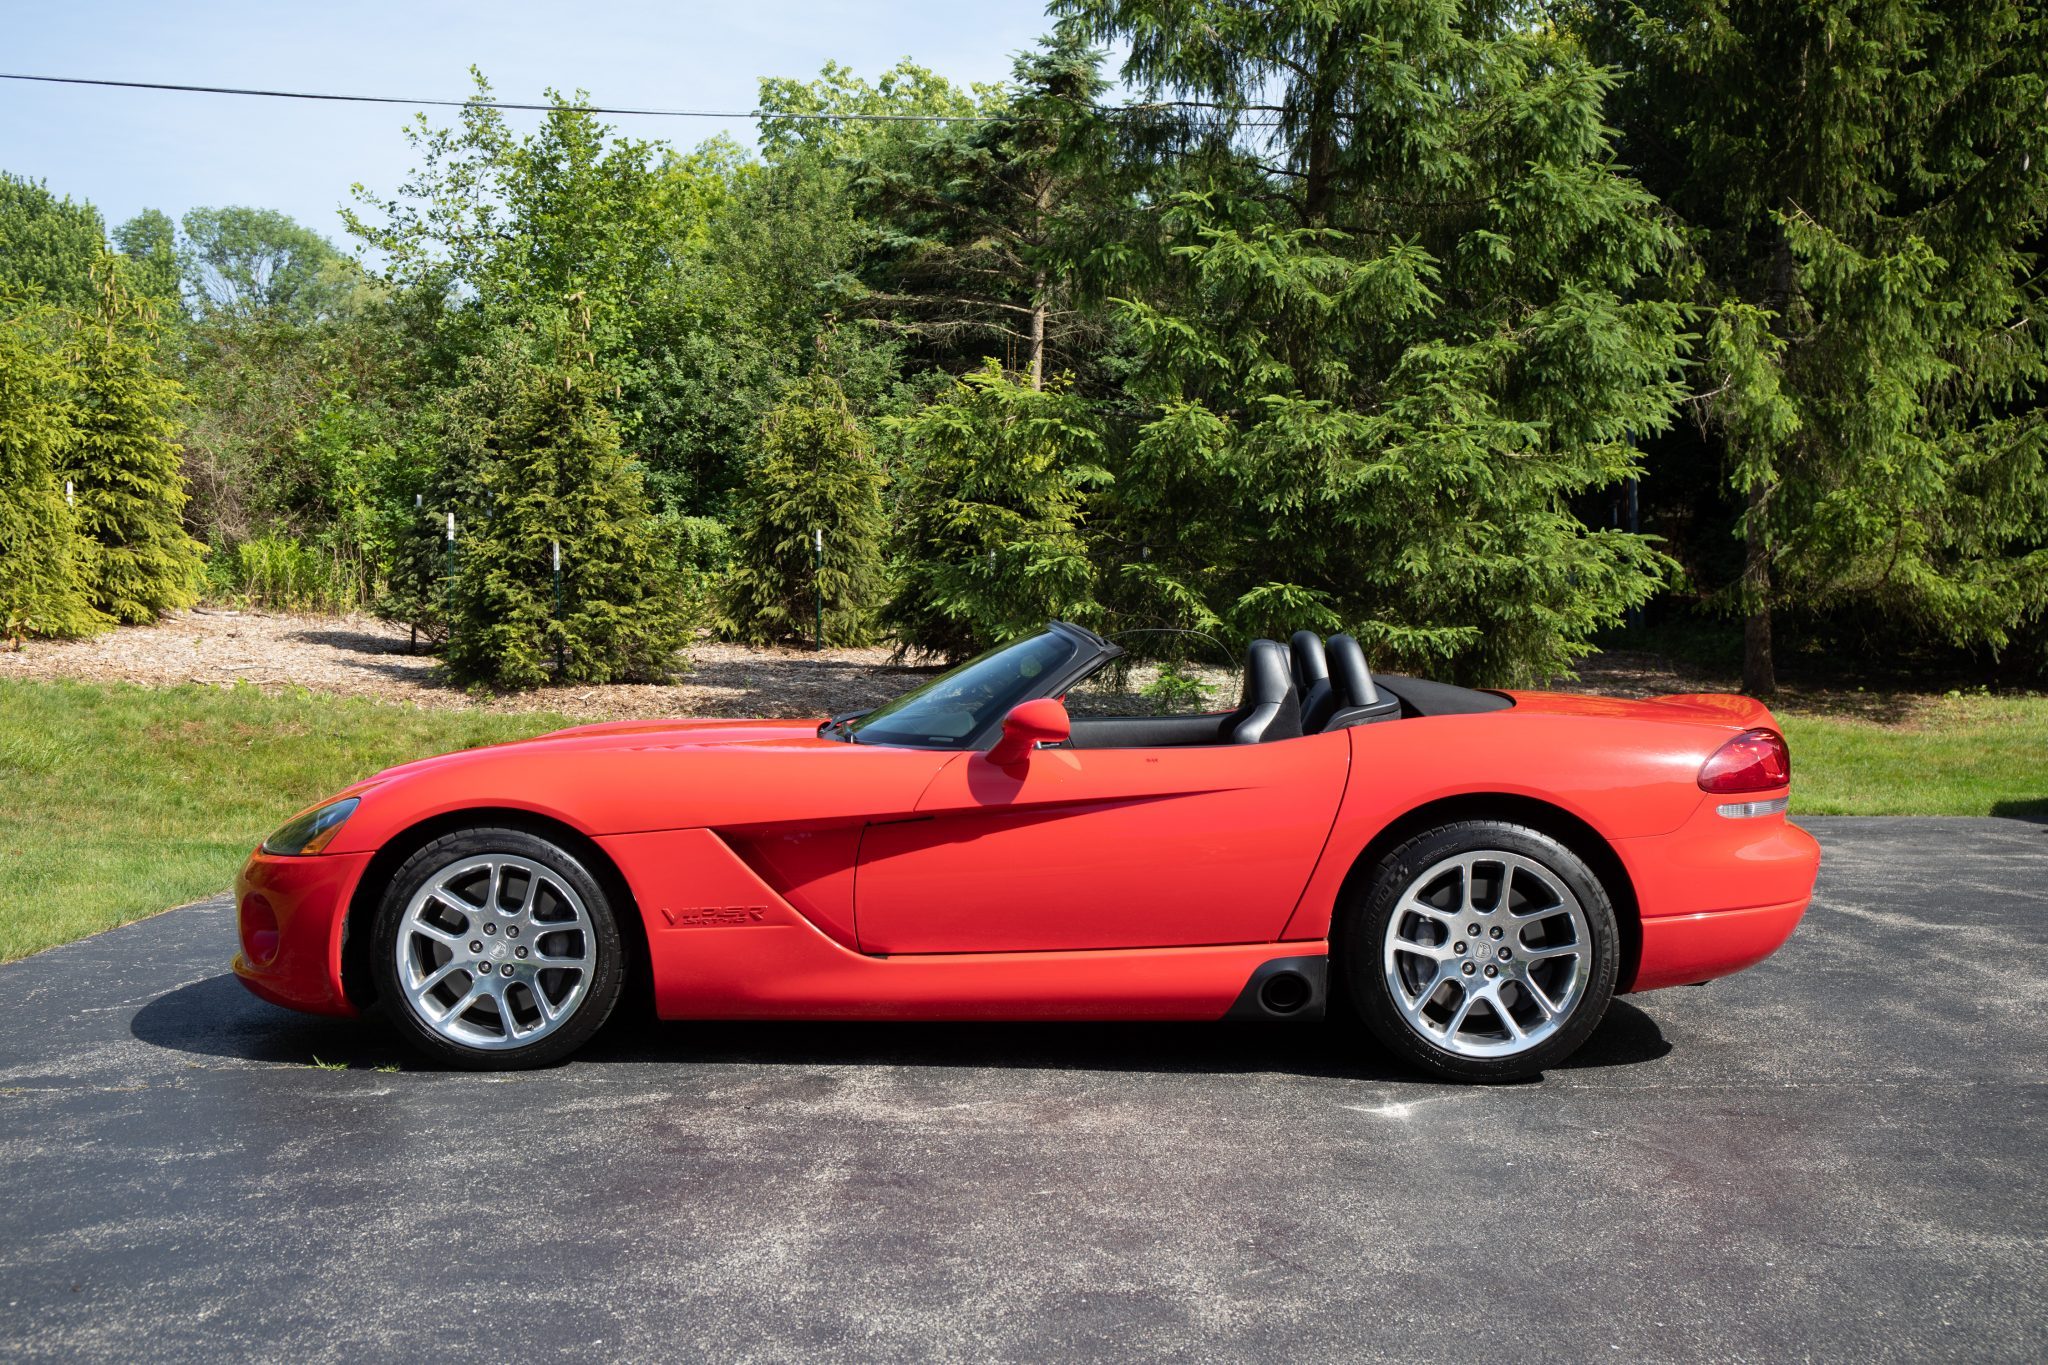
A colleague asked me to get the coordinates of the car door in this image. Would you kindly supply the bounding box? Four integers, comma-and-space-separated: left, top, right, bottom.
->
852, 730, 1350, 954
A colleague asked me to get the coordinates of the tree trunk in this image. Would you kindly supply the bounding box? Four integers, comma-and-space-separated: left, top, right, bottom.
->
1741, 220, 1799, 700
1742, 479, 1777, 697
1028, 270, 1047, 392
1299, 33, 1343, 227
1303, 97, 1337, 227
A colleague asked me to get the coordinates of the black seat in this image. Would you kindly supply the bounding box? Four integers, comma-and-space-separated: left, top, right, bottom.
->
1225, 639, 1303, 744
1324, 633, 1402, 729
1290, 630, 1340, 733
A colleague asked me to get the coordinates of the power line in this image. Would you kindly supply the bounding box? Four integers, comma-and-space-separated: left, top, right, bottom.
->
0, 70, 1027, 123
0, 70, 1309, 136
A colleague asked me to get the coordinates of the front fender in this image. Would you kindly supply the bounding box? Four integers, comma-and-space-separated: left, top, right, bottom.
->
320, 740, 955, 854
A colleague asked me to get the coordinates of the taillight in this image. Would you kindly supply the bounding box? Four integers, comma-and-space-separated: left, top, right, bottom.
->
1699, 728, 1791, 793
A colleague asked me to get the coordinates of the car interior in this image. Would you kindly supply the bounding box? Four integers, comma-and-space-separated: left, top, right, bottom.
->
1064, 631, 1451, 750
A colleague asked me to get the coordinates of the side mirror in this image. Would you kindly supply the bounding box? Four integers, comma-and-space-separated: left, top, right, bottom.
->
986, 698, 1071, 766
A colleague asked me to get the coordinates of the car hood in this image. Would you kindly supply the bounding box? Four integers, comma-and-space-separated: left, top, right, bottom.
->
322, 711, 957, 853
538, 716, 829, 747
364, 716, 830, 784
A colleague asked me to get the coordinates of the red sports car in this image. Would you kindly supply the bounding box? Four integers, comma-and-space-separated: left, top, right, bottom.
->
234, 622, 1819, 1081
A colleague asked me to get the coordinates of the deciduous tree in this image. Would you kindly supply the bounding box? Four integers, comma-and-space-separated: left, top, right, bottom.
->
0, 173, 103, 309
181, 206, 354, 323
111, 210, 183, 314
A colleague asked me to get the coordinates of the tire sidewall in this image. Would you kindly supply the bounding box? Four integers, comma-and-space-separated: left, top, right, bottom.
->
1342, 820, 1619, 1082
371, 827, 625, 1069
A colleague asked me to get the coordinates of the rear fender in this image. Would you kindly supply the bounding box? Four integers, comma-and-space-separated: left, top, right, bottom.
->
1279, 712, 1713, 941
1643, 693, 1781, 731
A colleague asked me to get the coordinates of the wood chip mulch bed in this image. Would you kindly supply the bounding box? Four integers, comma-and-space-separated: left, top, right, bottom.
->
0, 609, 930, 722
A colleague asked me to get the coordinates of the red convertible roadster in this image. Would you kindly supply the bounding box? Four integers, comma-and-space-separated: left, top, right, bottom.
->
234, 622, 1818, 1080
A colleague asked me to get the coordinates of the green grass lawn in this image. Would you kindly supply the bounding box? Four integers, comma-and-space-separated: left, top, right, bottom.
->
0, 681, 571, 962
1780, 693, 2048, 818
0, 678, 2041, 964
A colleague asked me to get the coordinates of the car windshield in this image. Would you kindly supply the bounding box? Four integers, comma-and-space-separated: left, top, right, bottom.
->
845, 631, 1082, 749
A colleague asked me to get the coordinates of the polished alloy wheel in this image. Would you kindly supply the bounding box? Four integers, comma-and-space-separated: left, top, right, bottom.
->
394, 855, 596, 1050
1381, 850, 1591, 1059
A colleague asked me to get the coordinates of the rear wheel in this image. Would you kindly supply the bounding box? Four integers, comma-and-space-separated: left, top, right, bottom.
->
1342, 820, 1618, 1082
371, 827, 624, 1069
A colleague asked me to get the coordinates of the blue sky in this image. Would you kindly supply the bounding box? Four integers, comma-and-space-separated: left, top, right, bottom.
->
1, 1, 1070, 245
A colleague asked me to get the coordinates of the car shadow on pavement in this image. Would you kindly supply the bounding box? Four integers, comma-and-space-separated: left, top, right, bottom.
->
131, 973, 1673, 1083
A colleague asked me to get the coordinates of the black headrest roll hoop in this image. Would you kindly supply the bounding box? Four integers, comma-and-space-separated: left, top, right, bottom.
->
1325, 634, 1379, 707
1288, 630, 1329, 688
1229, 639, 1304, 744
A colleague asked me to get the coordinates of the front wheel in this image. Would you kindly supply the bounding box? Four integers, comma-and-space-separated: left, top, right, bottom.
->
371, 827, 625, 1069
1341, 820, 1619, 1082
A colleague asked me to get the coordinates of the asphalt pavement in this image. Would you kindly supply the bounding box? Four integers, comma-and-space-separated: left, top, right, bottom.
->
1, 817, 2042, 1362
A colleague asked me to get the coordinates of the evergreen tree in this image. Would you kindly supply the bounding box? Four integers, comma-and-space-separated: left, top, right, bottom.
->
381, 342, 540, 648
0, 309, 103, 640
61, 259, 205, 623
884, 362, 1102, 659
1059, 0, 1687, 685
369, 433, 455, 649
441, 312, 692, 688
717, 373, 887, 645
1578, 0, 2048, 693
849, 35, 1127, 388
374, 497, 454, 647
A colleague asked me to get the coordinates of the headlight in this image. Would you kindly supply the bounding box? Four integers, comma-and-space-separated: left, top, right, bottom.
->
262, 797, 360, 856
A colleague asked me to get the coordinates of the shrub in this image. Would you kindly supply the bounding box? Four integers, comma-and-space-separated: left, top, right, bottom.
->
440, 316, 694, 689
61, 260, 205, 623
883, 362, 1101, 659
0, 308, 104, 641
717, 374, 887, 646
673, 515, 736, 576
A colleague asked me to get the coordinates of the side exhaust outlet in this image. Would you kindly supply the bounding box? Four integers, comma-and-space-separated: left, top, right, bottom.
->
1225, 956, 1329, 1021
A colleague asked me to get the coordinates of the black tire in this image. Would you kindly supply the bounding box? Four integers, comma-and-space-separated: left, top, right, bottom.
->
1340, 819, 1619, 1082
371, 827, 625, 1069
